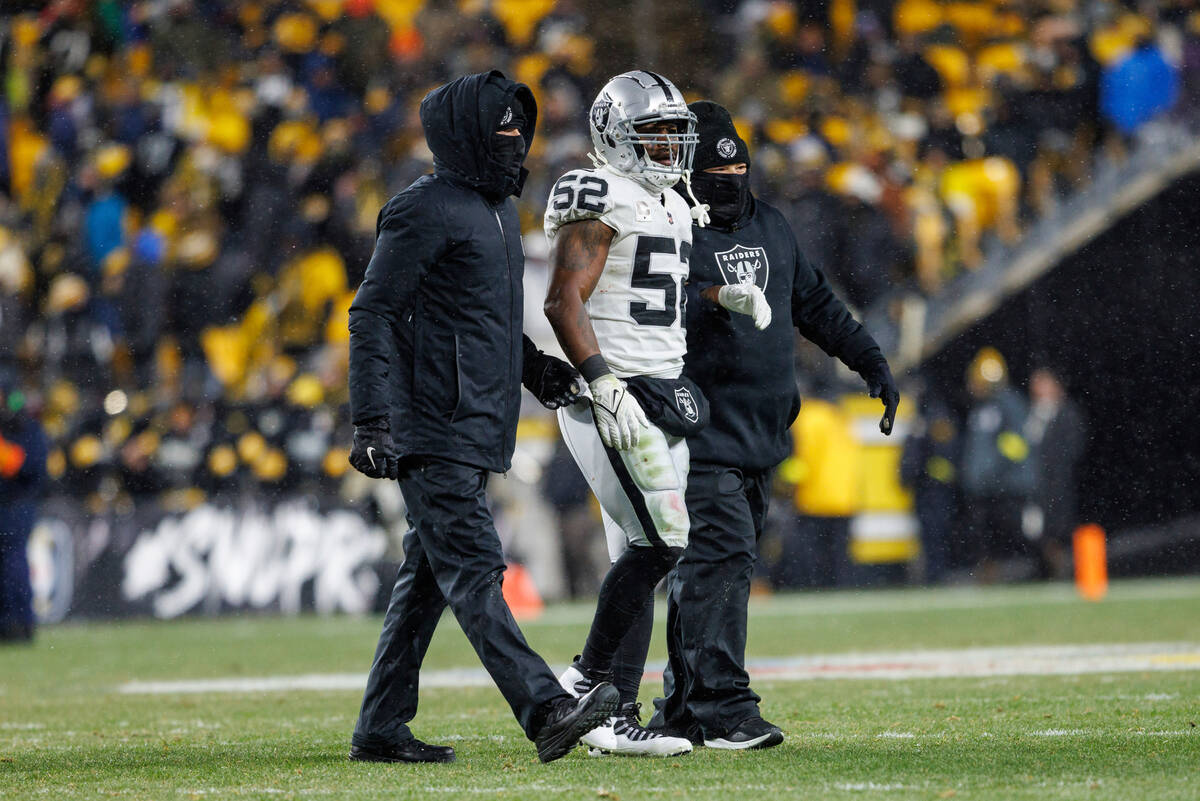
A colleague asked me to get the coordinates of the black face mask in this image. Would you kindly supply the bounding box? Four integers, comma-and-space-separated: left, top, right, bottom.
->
691, 170, 751, 227
490, 133, 526, 197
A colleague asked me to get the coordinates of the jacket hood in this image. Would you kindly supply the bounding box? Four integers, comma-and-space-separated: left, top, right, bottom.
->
419, 70, 538, 200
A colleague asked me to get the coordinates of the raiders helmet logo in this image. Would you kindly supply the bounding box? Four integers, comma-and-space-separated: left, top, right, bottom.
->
674, 386, 699, 423
714, 244, 769, 292
716, 137, 737, 159
500, 106, 514, 126
591, 97, 612, 132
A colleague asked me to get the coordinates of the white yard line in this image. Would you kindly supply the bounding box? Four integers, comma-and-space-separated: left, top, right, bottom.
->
525, 578, 1200, 626
117, 641, 1200, 695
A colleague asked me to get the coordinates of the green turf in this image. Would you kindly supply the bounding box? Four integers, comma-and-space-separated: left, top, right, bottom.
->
2, 578, 1198, 800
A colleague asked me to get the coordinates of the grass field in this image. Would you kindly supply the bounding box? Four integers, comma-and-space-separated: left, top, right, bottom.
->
2, 578, 1198, 801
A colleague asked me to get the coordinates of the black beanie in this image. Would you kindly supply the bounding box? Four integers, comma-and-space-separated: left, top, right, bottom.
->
689, 100, 750, 172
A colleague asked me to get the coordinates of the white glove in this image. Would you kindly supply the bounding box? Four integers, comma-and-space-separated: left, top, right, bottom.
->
718, 284, 772, 330
588, 374, 648, 451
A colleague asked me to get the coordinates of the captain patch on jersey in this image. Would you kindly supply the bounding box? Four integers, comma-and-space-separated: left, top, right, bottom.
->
544, 165, 694, 378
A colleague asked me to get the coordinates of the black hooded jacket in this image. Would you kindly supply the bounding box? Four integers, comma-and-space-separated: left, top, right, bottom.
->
684, 196, 882, 472
348, 71, 538, 473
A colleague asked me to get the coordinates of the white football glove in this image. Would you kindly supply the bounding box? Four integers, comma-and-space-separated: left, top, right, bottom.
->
718, 284, 772, 330
588, 374, 648, 451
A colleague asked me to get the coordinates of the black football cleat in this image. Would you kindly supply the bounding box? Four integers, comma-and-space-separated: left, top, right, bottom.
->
703, 716, 784, 751
535, 682, 620, 763
349, 739, 456, 763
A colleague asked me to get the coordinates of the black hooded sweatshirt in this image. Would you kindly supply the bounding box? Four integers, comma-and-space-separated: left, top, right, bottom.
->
348, 71, 538, 473
683, 195, 883, 472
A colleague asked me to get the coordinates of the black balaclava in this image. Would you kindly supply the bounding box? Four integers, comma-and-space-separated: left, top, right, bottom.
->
490, 102, 528, 197
686, 100, 752, 229
420, 71, 537, 203
477, 78, 532, 201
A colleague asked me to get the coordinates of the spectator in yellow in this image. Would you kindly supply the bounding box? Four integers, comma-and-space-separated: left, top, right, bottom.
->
775, 381, 861, 588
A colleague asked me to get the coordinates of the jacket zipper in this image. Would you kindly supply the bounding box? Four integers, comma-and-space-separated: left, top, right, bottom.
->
494, 207, 512, 476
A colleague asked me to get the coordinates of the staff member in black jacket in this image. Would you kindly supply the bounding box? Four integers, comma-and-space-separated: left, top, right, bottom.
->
346, 71, 617, 765
649, 102, 899, 749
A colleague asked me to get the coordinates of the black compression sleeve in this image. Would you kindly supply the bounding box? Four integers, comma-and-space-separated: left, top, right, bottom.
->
579, 546, 681, 674
610, 599, 655, 706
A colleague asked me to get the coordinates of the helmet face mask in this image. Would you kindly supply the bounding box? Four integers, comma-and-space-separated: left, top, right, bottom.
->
590, 71, 698, 189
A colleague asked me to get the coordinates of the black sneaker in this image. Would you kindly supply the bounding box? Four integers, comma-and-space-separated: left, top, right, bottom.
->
348, 739, 456, 763
703, 717, 784, 750
535, 682, 619, 763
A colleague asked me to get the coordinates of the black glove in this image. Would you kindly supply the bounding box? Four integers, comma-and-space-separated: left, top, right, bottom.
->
523, 349, 583, 409
349, 418, 399, 479
857, 358, 900, 435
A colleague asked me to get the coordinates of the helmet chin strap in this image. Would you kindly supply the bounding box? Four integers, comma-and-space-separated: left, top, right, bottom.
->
683, 170, 710, 228
590, 150, 707, 226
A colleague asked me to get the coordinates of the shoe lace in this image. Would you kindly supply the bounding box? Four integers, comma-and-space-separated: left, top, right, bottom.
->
613, 703, 666, 742
545, 696, 576, 727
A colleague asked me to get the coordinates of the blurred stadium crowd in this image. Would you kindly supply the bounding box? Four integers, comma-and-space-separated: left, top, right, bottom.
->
0, 0, 1196, 598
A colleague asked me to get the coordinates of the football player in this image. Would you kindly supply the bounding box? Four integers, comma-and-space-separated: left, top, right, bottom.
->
542, 71, 770, 756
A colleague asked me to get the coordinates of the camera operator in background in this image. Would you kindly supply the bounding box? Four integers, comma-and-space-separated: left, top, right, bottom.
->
0, 373, 48, 644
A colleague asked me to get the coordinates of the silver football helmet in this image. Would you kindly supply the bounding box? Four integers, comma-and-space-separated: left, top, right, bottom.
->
589, 71, 698, 190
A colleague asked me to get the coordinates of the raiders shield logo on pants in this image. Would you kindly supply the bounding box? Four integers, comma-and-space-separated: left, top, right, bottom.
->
557, 400, 691, 562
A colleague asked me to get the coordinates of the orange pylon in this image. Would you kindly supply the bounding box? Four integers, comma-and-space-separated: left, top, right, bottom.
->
502, 563, 544, 620
1073, 524, 1108, 601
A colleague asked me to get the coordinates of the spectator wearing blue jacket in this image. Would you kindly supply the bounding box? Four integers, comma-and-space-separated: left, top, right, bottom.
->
1101, 36, 1180, 137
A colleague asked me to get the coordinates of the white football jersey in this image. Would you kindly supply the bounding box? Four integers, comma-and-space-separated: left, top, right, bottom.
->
544, 165, 693, 378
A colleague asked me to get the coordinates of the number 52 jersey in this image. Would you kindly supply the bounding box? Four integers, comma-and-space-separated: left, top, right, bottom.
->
544, 165, 694, 379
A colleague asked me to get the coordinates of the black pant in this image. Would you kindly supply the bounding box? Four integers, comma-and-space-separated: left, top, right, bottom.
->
915, 487, 955, 582
650, 464, 770, 738
352, 458, 569, 746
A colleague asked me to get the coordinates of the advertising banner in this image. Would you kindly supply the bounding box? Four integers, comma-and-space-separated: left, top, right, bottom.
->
30, 497, 389, 622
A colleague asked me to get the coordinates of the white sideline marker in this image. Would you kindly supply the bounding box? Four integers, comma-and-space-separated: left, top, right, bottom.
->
117, 642, 1200, 695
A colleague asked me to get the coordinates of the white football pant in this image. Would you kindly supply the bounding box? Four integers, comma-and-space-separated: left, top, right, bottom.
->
557, 399, 690, 561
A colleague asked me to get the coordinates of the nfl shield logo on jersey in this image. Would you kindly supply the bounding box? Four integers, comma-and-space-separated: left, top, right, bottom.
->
674, 386, 699, 423
714, 244, 769, 292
